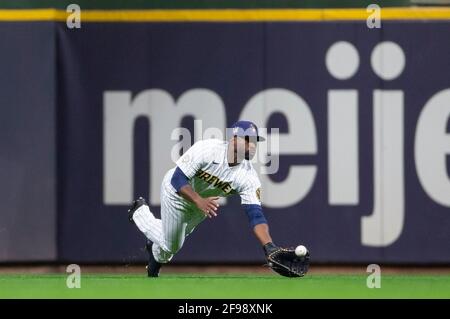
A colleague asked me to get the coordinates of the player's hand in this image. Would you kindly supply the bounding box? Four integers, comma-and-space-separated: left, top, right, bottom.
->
263, 242, 280, 257
195, 196, 220, 218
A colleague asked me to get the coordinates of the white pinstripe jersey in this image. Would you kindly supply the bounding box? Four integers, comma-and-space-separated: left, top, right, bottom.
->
174, 139, 262, 206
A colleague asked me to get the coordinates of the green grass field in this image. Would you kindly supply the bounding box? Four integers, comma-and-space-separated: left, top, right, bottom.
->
1, 273, 450, 299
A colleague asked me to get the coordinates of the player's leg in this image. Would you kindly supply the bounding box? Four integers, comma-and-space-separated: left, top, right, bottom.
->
152, 207, 205, 264
131, 169, 206, 275
130, 198, 166, 250
130, 194, 185, 277
151, 186, 190, 263
129, 195, 190, 260
151, 169, 208, 264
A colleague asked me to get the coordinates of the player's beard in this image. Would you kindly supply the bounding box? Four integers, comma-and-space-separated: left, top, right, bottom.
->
245, 149, 256, 160
231, 137, 256, 162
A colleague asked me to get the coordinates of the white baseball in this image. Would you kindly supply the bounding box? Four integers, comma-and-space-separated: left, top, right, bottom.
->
295, 245, 307, 257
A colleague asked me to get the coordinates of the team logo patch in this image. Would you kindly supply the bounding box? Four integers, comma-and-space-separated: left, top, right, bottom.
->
256, 188, 261, 201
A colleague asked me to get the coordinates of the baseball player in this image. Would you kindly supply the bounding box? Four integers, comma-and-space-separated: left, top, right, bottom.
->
128, 120, 309, 277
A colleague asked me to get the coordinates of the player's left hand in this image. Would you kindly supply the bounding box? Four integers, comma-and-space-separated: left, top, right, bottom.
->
194, 196, 220, 218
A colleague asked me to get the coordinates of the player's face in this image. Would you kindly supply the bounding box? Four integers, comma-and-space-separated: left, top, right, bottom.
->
234, 136, 257, 161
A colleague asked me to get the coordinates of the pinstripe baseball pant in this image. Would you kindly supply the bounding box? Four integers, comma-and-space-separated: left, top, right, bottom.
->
132, 168, 206, 263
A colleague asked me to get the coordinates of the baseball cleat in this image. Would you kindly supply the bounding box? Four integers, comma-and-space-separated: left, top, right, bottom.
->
128, 197, 147, 223
145, 240, 162, 277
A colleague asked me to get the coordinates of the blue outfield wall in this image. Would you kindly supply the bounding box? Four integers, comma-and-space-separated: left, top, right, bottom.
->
1, 20, 450, 263
0, 22, 57, 262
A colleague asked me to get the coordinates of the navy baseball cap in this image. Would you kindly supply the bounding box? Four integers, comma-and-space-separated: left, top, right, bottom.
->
229, 120, 265, 142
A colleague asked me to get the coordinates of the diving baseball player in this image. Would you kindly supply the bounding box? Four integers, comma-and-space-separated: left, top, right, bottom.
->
128, 120, 310, 277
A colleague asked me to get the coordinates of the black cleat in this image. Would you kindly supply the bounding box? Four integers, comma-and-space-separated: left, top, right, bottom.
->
145, 240, 162, 277
128, 197, 147, 223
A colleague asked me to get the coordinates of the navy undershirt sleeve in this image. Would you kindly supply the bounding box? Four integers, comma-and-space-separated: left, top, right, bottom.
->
171, 166, 190, 193
243, 204, 267, 228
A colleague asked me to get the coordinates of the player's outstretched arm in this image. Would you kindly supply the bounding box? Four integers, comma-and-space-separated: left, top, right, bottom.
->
243, 204, 273, 245
253, 223, 273, 246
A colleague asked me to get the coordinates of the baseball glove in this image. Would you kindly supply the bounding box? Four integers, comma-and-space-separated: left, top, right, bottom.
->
263, 243, 310, 278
